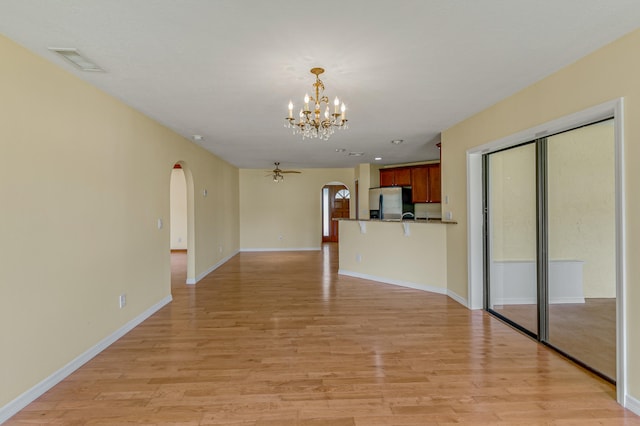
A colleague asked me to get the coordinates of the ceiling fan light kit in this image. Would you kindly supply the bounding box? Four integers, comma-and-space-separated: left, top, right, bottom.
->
285, 67, 348, 141
267, 162, 301, 183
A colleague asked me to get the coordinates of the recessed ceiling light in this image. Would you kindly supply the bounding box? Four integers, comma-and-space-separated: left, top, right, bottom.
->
335, 148, 346, 152
48, 47, 104, 72
348, 152, 364, 156
192, 135, 203, 141
390, 139, 404, 145
374, 157, 382, 161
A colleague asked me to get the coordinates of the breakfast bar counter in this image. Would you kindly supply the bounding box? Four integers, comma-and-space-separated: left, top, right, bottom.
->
337, 218, 456, 299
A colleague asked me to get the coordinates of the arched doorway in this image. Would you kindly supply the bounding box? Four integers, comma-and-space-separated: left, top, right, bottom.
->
322, 184, 350, 243
170, 162, 195, 285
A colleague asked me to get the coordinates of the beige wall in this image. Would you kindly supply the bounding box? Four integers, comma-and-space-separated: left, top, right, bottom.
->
547, 122, 615, 298
488, 144, 537, 261
369, 163, 381, 188
488, 122, 615, 299
0, 36, 239, 408
239, 168, 355, 250
339, 220, 447, 293
441, 28, 640, 401
354, 163, 371, 219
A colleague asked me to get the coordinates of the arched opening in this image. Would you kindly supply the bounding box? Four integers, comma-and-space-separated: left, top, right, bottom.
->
321, 183, 350, 243
170, 162, 195, 285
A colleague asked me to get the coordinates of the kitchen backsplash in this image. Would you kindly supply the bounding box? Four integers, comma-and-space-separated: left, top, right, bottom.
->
414, 203, 442, 219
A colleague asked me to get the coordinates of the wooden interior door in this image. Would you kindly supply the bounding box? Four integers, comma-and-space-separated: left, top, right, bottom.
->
323, 185, 350, 243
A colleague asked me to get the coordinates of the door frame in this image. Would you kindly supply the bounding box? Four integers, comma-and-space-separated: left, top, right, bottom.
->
466, 98, 626, 404
322, 184, 350, 242
171, 161, 196, 285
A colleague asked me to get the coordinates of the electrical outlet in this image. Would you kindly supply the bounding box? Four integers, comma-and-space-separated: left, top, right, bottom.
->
119, 293, 126, 308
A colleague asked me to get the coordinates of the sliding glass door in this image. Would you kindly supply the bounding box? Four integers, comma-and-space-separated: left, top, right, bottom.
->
485, 142, 538, 337
484, 119, 616, 382
546, 119, 616, 380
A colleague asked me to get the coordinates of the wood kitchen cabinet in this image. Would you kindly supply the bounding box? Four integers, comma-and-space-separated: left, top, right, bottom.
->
379, 169, 395, 187
380, 168, 411, 187
381, 163, 441, 203
411, 165, 441, 203
411, 166, 429, 202
426, 163, 441, 203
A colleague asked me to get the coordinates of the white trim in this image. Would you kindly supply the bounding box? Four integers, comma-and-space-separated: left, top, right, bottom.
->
625, 394, 640, 416
466, 98, 626, 405
240, 247, 320, 252
187, 251, 239, 285
338, 269, 447, 295
467, 152, 484, 310
0, 295, 172, 424
493, 297, 585, 305
613, 99, 627, 405
339, 269, 469, 307
447, 289, 468, 308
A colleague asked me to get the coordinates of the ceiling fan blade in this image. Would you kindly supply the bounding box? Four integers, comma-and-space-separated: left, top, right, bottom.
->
281, 170, 301, 174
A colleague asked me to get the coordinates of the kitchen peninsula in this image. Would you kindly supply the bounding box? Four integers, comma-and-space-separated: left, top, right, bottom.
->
337, 218, 461, 304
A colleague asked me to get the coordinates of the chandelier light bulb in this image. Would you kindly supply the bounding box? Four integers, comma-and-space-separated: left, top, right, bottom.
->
284, 67, 349, 140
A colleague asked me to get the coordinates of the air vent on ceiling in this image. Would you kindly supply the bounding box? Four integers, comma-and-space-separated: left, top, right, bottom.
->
48, 47, 104, 72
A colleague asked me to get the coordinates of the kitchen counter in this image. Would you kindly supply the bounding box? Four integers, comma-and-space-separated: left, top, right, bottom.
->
335, 218, 457, 224
337, 219, 454, 300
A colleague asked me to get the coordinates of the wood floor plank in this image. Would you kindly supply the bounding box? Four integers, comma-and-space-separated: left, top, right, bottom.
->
6, 245, 639, 425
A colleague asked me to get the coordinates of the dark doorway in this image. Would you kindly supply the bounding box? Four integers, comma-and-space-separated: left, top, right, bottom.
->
322, 185, 350, 243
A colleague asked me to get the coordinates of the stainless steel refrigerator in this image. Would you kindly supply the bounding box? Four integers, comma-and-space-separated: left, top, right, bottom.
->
369, 187, 411, 220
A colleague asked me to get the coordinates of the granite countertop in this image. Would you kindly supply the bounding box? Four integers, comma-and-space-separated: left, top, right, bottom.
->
335, 218, 457, 224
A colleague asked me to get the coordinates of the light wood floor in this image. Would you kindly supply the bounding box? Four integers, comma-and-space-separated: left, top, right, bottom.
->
8, 244, 639, 425
493, 298, 616, 380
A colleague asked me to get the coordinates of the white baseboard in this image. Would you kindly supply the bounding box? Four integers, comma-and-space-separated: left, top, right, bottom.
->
626, 393, 640, 416
338, 269, 447, 295
338, 270, 470, 308
493, 296, 585, 305
447, 289, 469, 308
187, 251, 239, 285
0, 294, 172, 424
240, 247, 320, 252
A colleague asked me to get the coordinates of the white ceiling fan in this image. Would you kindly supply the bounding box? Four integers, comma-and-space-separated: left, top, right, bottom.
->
266, 162, 301, 183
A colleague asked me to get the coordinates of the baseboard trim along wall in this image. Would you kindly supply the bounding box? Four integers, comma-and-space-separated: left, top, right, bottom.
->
626, 394, 640, 416
0, 294, 173, 424
187, 251, 239, 285
447, 289, 468, 308
240, 247, 320, 252
338, 269, 447, 296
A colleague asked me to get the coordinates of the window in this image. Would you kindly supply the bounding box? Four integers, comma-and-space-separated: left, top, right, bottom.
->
335, 189, 350, 200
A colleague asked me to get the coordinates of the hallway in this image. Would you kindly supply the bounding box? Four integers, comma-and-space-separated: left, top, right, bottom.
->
7, 245, 637, 424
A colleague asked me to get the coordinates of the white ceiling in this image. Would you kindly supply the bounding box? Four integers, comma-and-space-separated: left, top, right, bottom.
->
2, 1, 640, 169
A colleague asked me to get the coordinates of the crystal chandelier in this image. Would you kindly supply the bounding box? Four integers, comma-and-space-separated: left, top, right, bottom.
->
285, 67, 348, 140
